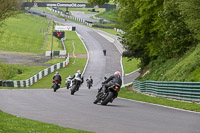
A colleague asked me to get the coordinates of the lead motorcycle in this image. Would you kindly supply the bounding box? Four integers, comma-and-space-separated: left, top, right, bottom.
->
93, 78, 121, 105
70, 76, 83, 95
52, 79, 61, 92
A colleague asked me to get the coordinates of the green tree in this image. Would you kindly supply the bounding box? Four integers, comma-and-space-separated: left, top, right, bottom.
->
0, 0, 22, 28
88, 0, 110, 6
118, 0, 164, 67
158, 0, 196, 59
179, 0, 200, 41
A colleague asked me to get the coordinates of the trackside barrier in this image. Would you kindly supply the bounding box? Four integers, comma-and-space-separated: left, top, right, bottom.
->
133, 80, 200, 102
46, 7, 125, 33
0, 54, 70, 88
27, 10, 46, 17
114, 28, 125, 34
46, 7, 94, 27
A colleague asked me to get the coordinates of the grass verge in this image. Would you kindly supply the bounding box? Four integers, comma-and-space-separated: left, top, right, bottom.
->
139, 44, 200, 82
119, 86, 200, 112
0, 110, 93, 133
95, 9, 119, 23
122, 57, 140, 74
0, 14, 48, 53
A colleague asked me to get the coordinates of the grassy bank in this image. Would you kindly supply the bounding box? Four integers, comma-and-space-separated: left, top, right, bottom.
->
95, 9, 119, 23
0, 13, 64, 53
64, 31, 87, 54
0, 110, 93, 133
139, 44, 200, 82
0, 14, 48, 53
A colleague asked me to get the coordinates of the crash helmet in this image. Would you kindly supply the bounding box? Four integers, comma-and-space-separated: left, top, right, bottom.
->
56, 71, 59, 75
114, 71, 120, 76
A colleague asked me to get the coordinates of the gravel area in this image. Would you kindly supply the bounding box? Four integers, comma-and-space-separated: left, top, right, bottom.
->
0, 50, 51, 66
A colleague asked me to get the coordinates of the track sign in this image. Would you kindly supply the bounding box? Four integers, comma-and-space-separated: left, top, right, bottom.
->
55, 26, 72, 31
53, 32, 65, 40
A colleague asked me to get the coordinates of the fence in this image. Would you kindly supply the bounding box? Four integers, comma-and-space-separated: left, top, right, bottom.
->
0, 54, 69, 88
133, 80, 200, 102
27, 10, 46, 17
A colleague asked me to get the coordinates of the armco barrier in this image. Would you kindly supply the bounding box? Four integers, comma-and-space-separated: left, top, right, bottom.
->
133, 80, 200, 102
114, 28, 125, 34
0, 54, 69, 88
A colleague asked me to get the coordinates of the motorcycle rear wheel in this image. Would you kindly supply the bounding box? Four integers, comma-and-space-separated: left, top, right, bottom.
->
71, 85, 76, 95
53, 84, 57, 92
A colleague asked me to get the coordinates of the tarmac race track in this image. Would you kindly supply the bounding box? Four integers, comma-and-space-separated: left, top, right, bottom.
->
0, 9, 200, 133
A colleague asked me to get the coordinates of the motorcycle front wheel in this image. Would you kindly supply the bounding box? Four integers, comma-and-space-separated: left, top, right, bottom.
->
101, 92, 114, 105
66, 83, 70, 89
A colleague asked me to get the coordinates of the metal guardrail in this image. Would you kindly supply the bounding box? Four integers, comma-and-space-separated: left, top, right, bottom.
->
133, 80, 200, 102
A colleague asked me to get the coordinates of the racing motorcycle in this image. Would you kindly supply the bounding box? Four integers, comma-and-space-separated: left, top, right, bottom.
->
93, 79, 121, 105
86, 79, 93, 89
65, 75, 72, 89
52, 79, 61, 92
70, 76, 82, 95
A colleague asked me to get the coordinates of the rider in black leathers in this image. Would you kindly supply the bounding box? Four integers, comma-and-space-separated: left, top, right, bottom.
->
53, 71, 62, 82
86, 76, 93, 88
52, 71, 62, 88
102, 71, 122, 92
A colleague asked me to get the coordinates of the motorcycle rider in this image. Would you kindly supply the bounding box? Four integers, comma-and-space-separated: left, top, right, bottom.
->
101, 71, 122, 93
70, 70, 84, 90
86, 76, 93, 88
52, 71, 62, 88
66, 75, 72, 89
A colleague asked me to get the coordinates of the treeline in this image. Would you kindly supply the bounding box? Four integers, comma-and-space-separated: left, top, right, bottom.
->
89, 0, 200, 71
117, 0, 200, 69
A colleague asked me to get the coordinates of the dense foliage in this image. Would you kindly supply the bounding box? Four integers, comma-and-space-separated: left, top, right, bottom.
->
88, 0, 110, 6
0, 0, 23, 28
116, 0, 197, 69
